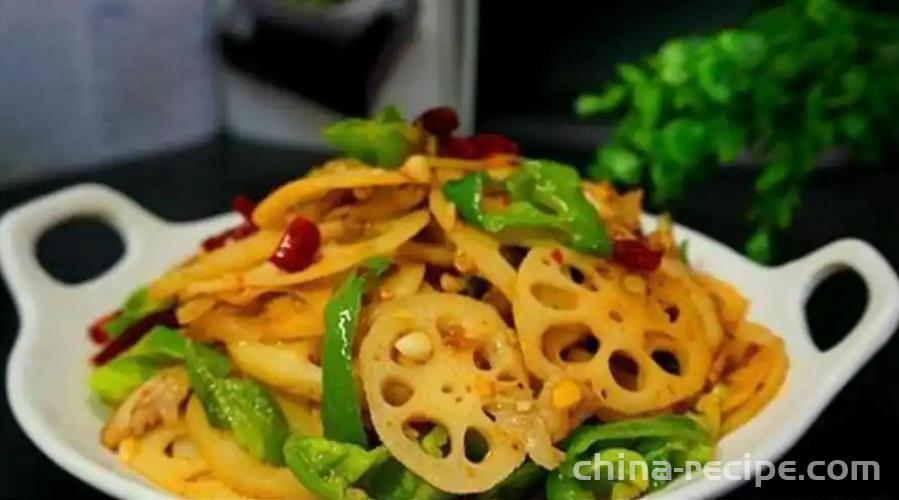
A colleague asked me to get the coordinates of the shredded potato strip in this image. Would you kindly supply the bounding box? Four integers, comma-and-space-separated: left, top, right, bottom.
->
253, 169, 422, 228
185, 397, 314, 499
244, 210, 430, 287
150, 230, 282, 301
428, 186, 517, 298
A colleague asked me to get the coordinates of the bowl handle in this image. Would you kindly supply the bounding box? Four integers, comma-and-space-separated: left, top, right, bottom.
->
0, 184, 166, 312
777, 239, 899, 371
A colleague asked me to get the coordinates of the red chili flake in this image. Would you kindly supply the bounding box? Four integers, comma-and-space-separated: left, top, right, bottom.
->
471, 133, 519, 156
612, 239, 663, 272
440, 133, 519, 160
551, 249, 564, 265
231, 195, 256, 221
497, 193, 510, 207
441, 136, 481, 159
418, 106, 460, 138
201, 195, 259, 251
88, 310, 120, 345
270, 216, 321, 273
664, 305, 680, 323
92, 309, 179, 366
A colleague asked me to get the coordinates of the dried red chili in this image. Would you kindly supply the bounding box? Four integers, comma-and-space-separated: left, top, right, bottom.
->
551, 249, 564, 265
418, 106, 460, 138
270, 216, 321, 273
92, 309, 179, 365
612, 239, 663, 272
88, 311, 120, 345
201, 195, 259, 251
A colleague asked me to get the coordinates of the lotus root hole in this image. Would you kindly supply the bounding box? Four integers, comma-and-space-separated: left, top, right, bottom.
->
463, 428, 490, 464
473, 348, 492, 371
609, 351, 642, 391
651, 350, 681, 375
382, 378, 415, 407
530, 284, 579, 310
542, 323, 600, 364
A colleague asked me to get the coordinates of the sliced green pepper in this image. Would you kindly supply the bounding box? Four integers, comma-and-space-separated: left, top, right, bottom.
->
561, 415, 708, 473
362, 457, 454, 500
442, 159, 612, 256
185, 341, 290, 465
283, 436, 390, 500
322, 258, 392, 447
477, 461, 546, 500
323, 106, 416, 168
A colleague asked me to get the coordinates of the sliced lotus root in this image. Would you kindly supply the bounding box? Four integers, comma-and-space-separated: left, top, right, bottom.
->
227, 338, 322, 401
514, 247, 712, 415
360, 293, 530, 494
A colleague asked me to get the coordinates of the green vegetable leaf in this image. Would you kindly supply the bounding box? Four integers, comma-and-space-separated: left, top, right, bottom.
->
185, 341, 289, 465
597, 146, 642, 184
746, 227, 773, 264
284, 436, 390, 500
661, 118, 708, 166
323, 107, 415, 168
659, 40, 691, 85
575, 85, 628, 116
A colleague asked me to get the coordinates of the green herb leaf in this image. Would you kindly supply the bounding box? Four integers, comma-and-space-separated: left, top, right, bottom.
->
575, 85, 629, 116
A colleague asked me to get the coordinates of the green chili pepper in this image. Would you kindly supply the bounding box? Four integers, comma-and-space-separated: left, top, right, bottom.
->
185, 341, 290, 465
103, 286, 172, 338
322, 258, 392, 447
477, 461, 546, 500
442, 159, 612, 256
283, 436, 390, 500
323, 106, 416, 168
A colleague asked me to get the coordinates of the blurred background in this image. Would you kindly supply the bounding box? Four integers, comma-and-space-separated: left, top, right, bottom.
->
1, 0, 899, 498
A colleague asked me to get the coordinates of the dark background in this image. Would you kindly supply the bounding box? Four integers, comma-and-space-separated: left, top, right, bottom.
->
2, 0, 898, 498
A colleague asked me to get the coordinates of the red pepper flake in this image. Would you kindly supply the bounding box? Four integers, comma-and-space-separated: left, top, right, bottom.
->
612, 239, 663, 272
418, 106, 460, 138
201, 195, 259, 251
441, 134, 519, 160
88, 310, 120, 345
270, 216, 321, 273
664, 305, 680, 323
231, 195, 256, 221
551, 249, 564, 265
92, 309, 179, 366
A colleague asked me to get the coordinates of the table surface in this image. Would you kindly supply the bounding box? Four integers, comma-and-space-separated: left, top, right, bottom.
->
1, 136, 896, 499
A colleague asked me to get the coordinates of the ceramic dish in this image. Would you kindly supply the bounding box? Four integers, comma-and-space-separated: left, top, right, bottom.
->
2, 183, 898, 499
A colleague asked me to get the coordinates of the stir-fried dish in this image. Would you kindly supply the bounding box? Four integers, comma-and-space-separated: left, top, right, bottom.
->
87, 106, 788, 499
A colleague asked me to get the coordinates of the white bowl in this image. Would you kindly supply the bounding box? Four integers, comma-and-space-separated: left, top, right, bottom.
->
2, 183, 898, 499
